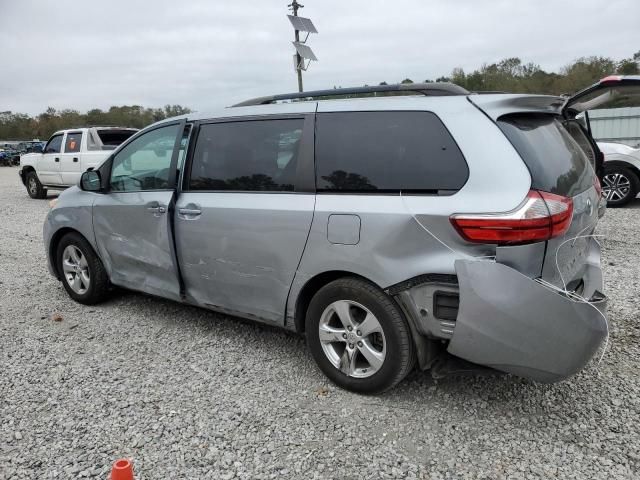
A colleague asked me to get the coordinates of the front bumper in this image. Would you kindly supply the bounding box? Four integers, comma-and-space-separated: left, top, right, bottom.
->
447, 256, 607, 383
43, 212, 59, 279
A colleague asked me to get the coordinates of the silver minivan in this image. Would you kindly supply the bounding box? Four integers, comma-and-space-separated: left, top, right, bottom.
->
43, 77, 640, 393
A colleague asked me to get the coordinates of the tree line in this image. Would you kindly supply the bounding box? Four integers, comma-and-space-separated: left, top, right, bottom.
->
2, 52, 639, 141
0, 105, 191, 141
389, 52, 640, 102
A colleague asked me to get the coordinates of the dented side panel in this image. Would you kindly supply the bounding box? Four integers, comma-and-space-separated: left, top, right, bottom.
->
288, 99, 534, 327
448, 257, 607, 382
93, 191, 182, 301
175, 192, 315, 324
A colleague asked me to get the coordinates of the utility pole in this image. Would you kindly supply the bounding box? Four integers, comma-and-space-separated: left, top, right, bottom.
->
287, 1, 317, 93
290, 1, 304, 92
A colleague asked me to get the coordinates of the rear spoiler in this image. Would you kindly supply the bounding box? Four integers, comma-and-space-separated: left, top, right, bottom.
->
467, 94, 564, 121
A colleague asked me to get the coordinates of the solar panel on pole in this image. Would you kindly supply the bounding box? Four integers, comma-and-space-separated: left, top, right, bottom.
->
287, 15, 318, 34
287, 0, 317, 92
292, 41, 318, 61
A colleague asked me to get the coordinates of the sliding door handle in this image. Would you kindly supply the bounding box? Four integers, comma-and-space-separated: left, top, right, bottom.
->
178, 208, 201, 216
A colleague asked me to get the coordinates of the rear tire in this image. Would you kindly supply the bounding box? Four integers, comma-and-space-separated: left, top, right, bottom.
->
26, 171, 47, 199
305, 277, 416, 394
56, 232, 111, 305
602, 165, 639, 207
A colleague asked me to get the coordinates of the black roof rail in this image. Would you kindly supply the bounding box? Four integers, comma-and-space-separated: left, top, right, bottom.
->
232, 82, 470, 107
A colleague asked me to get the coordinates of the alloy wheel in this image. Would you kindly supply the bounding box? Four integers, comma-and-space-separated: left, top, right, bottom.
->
318, 300, 386, 378
28, 177, 38, 195
602, 172, 631, 202
62, 245, 90, 294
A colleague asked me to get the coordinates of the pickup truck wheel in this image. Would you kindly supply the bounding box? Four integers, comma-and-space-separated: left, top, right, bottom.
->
56, 232, 110, 305
26, 171, 47, 199
306, 277, 416, 394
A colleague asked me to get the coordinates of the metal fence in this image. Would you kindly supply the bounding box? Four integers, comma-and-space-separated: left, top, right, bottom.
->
588, 107, 640, 147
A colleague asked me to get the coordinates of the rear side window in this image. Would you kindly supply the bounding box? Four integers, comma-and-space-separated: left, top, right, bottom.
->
498, 114, 594, 197
188, 119, 304, 192
64, 132, 82, 153
315, 112, 468, 192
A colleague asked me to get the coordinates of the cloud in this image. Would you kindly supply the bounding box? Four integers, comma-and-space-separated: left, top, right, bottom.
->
1, 0, 638, 115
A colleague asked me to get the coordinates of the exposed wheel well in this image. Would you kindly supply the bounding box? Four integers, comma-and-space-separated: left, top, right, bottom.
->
292, 270, 380, 334
604, 160, 640, 180
49, 228, 89, 279
21, 165, 35, 185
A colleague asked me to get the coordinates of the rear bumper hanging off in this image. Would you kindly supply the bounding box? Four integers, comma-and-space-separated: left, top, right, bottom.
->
448, 257, 607, 383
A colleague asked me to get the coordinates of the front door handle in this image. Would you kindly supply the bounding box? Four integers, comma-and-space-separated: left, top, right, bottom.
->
54, 157, 59, 162
146, 201, 167, 215
73, 157, 79, 162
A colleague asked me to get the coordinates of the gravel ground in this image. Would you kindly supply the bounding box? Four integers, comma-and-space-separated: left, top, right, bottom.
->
1, 166, 639, 480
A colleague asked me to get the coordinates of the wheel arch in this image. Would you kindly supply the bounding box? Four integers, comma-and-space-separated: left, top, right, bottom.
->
21, 165, 35, 185
604, 159, 640, 177
292, 270, 383, 334
48, 227, 92, 280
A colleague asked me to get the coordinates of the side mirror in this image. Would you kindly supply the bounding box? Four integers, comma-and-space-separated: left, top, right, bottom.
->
80, 170, 102, 192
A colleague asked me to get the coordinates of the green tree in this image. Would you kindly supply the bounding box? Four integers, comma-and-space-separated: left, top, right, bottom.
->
617, 58, 639, 75
0, 105, 192, 140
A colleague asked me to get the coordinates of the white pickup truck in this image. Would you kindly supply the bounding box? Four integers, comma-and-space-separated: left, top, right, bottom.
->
19, 126, 138, 198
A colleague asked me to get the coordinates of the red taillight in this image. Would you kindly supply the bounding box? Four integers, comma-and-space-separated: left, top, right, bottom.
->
450, 190, 573, 245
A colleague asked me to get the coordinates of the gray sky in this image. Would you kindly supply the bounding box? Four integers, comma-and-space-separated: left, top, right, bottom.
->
1, 0, 638, 115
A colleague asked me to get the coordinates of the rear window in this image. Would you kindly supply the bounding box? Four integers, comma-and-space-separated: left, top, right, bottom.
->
315, 112, 469, 192
97, 130, 137, 150
498, 114, 594, 197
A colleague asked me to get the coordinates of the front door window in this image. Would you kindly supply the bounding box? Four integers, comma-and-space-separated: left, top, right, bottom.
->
110, 124, 181, 192
44, 134, 63, 154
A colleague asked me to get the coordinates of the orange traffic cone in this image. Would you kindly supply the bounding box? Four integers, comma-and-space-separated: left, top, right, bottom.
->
110, 458, 134, 480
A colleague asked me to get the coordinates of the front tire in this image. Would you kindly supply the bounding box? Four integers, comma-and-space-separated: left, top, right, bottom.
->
306, 277, 415, 394
602, 166, 639, 207
26, 171, 47, 199
56, 232, 111, 305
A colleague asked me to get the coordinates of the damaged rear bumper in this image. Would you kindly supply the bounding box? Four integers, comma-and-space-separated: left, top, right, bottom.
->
448, 257, 607, 383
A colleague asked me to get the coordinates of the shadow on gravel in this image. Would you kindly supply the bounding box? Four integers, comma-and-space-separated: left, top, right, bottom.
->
625, 197, 640, 209
94, 287, 611, 415
97, 289, 546, 402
